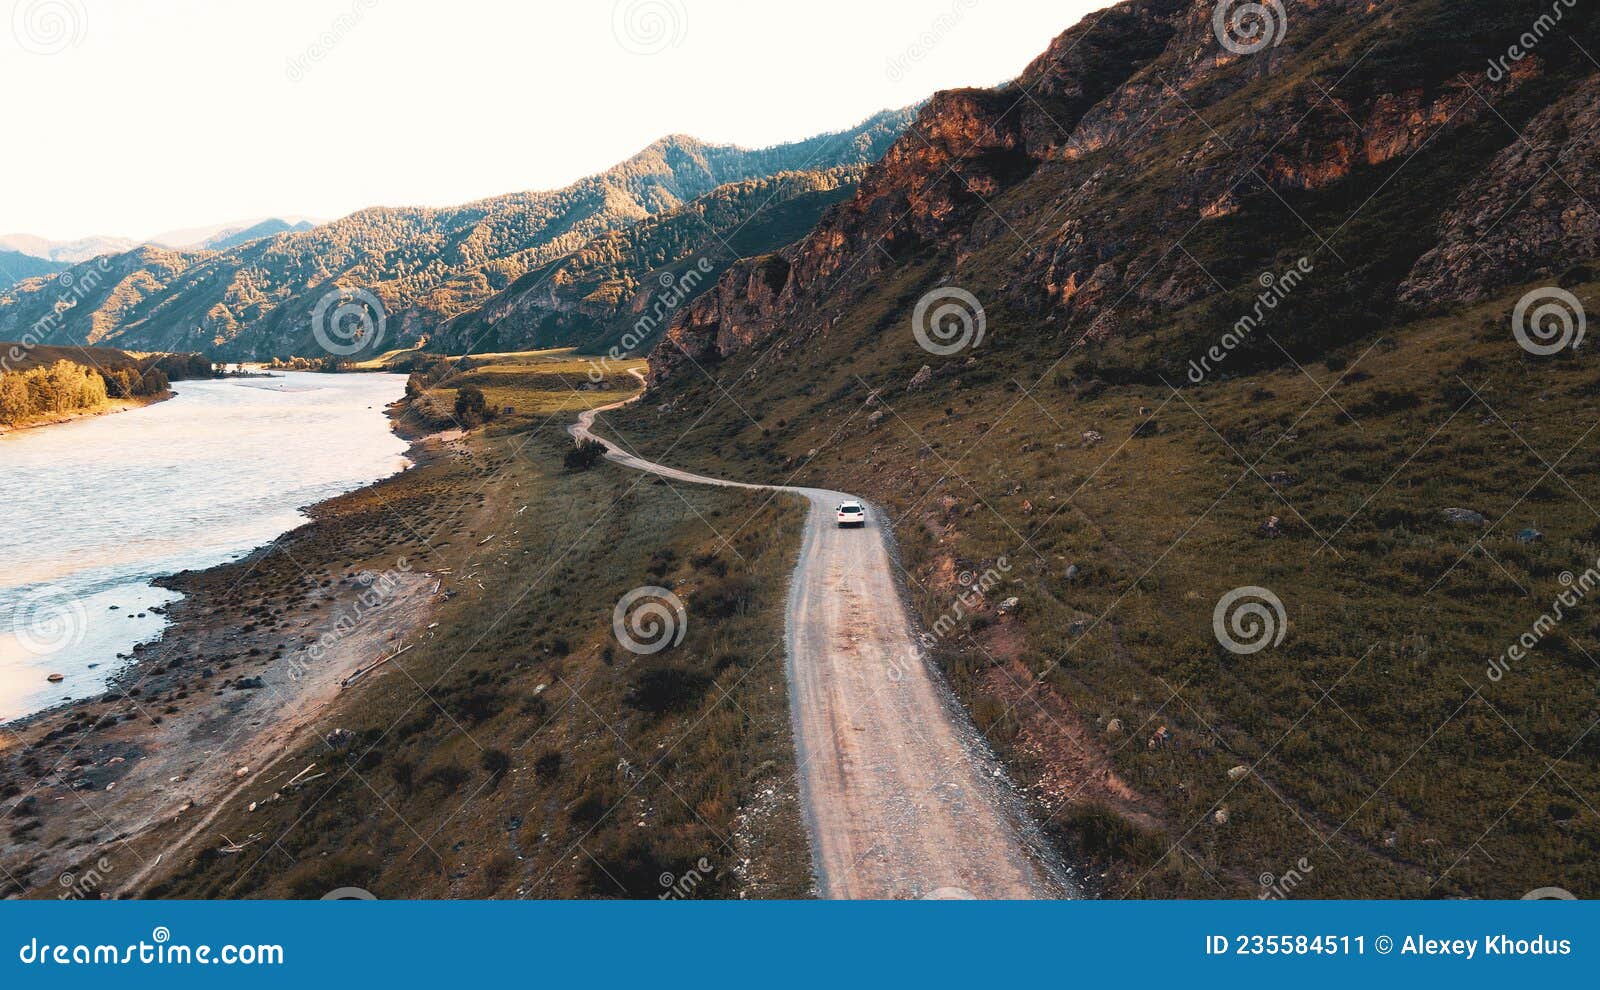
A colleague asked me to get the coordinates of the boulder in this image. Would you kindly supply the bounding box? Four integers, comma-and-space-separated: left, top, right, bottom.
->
907, 365, 934, 391
1442, 507, 1487, 527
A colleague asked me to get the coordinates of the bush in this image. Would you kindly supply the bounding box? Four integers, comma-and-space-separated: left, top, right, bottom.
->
480, 748, 511, 790
625, 665, 713, 714
564, 438, 607, 471
454, 384, 494, 427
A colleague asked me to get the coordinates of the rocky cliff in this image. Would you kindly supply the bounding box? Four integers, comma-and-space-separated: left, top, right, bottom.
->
650, 0, 1600, 386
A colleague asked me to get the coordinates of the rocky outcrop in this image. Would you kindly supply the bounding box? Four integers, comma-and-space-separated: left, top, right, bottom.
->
1402, 71, 1600, 306
651, 0, 1187, 382
650, 0, 1598, 386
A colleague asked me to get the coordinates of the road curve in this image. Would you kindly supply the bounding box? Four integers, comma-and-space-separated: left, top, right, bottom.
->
573, 392, 1066, 899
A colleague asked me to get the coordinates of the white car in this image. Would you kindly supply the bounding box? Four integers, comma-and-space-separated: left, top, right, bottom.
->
836, 500, 867, 528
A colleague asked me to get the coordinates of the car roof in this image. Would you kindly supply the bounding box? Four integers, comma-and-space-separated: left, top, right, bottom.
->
839, 500, 863, 508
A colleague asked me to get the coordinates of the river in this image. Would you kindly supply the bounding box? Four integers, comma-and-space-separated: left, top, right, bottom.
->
0, 371, 411, 722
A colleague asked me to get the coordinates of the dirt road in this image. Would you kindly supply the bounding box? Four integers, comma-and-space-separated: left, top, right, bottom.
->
573, 395, 1067, 899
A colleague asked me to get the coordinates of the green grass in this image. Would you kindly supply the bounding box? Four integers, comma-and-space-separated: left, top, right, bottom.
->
613, 279, 1600, 899
141, 367, 808, 899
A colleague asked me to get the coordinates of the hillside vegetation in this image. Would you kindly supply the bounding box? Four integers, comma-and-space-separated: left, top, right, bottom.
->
0, 343, 212, 429
620, 0, 1600, 897
0, 111, 911, 362
430, 167, 871, 357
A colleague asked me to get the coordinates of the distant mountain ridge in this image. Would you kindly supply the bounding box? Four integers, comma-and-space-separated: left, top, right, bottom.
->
0, 110, 913, 360
0, 217, 319, 264
429, 165, 879, 357
0, 233, 138, 265
150, 218, 319, 251
0, 250, 68, 292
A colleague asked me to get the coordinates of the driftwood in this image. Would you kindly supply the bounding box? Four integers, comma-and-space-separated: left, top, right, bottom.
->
340, 645, 413, 689
218, 832, 263, 854
284, 772, 327, 791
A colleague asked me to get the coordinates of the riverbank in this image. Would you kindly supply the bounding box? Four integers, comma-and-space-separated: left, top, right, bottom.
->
0, 392, 171, 438
0, 350, 811, 900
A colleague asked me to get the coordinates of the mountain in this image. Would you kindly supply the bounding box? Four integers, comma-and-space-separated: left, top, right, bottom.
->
0, 249, 67, 291
149, 217, 319, 251
0, 233, 138, 264
0, 110, 913, 360
428, 164, 883, 357
648, 0, 1599, 387
617, 0, 1600, 897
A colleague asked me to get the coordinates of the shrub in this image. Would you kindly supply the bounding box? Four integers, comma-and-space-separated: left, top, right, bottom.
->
625, 665, 713, 714
454, 384, 494, 427
564, 438, 607, 471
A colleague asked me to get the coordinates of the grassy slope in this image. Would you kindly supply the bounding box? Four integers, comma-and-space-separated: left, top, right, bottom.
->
613, 277, 1600, 899
127, 352, 809, 898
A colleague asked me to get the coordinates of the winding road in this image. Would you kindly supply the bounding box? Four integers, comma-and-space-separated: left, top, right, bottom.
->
573, 389, 1066, 899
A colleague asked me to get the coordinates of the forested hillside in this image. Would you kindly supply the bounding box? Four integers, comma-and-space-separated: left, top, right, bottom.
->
430, 166, 873, 357
0, 111, 911, 361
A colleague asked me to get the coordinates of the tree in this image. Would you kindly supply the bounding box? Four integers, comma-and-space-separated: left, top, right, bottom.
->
454, 384, 492, 427
565, 438, 606, 471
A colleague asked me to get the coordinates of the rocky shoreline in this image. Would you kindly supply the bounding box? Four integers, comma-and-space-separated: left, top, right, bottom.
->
0, 416, 458, 898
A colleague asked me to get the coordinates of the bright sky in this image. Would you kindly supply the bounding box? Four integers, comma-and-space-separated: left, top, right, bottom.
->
1, 0, 1102, 241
